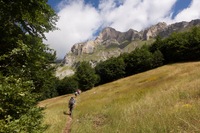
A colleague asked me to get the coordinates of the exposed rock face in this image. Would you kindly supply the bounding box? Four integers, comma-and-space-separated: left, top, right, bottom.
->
62, 52, 77, 67
71, 27, 142, 56
143, 22, 168, 40
159, 19, 200, 38
97, 27, 124, 43
62, 19, 200, 70
71, 40, 97, 55
97, 27, 142, 42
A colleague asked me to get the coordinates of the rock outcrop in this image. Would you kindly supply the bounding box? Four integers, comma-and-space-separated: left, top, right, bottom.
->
71, 40, 97, 55
143, 22, 168, 40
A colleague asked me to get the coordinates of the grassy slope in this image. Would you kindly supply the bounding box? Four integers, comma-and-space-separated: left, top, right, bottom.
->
39, 62, 200, 133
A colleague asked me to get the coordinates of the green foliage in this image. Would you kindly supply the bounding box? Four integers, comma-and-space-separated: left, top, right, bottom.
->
57, 76, 79, 95
0, 0, 58, 100
0, 0, 58, 132
94, 44, 164, 85
75, 62, 99, 91
152, 50, 164, 68
0, 0, 58, 39
0, 76, 46, 133
0, 35, 58, 100
25, 36, 58, 100
0, 107, 46, 133
95, 57, 125, 84
149, 36, 163, 52
124, 45, 154, 76
151, 26, 200, 63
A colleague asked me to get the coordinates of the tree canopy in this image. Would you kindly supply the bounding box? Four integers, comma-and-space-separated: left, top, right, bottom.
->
0, 0, 58, 132
95, 57, 125, 84
151, 27, 200, 63
75, 61, 99, 91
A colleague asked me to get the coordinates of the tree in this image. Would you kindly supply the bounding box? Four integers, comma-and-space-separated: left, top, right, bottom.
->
187, 27, 200, 60
57, 76, 79, 95
154, 27, 200, 63
95, 57, 125, 84
152, 50, 164, 68
149, 35, 163, 52
0, 0, 57, 40
75, 62, 99, 91
0, 0, 58, 100
124, 46, 154, 76
0, 0, 58, 132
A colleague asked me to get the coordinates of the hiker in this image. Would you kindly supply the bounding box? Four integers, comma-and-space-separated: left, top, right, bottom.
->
74, 91, 78, 97
77, 89, 82, 95
68, 97, 75, 116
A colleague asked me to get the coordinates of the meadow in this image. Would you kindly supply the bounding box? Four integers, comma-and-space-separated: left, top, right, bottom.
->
39, 61, 200, 133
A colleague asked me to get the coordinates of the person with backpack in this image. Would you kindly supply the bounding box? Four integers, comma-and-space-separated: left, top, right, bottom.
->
68, 97, 75, 116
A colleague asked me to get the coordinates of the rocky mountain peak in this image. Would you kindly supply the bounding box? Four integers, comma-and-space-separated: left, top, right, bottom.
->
62, 19, 200, 71
96, 27, 120, 42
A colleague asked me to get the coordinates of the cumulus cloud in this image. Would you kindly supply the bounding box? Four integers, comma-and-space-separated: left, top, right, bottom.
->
99, 0, 177, 31
44, 0, 101, 59
44, 0, 200, 59
174, 0, 200, 22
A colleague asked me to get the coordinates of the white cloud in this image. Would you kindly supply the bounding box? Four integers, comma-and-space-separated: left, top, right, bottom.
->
174, 0, 200, 22
44, 0, 101, 59
45, 0, 200, 59
98, 0, 177, 31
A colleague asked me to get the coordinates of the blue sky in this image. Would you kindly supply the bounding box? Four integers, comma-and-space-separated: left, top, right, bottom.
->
45, 0, 199, 59
172, 0, 192, 18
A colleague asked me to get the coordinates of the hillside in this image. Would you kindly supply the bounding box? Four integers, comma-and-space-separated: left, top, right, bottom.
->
39, 61, 200, 133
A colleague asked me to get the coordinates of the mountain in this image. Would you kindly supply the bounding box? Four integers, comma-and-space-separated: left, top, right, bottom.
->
57, 19, 200, 78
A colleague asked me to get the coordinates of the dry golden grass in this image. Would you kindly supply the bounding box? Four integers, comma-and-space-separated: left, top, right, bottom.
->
40, 61, 200, 133
38, 95, 73, 133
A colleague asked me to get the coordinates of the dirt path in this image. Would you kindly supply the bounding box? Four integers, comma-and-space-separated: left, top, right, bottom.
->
63, 115, 72, 133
